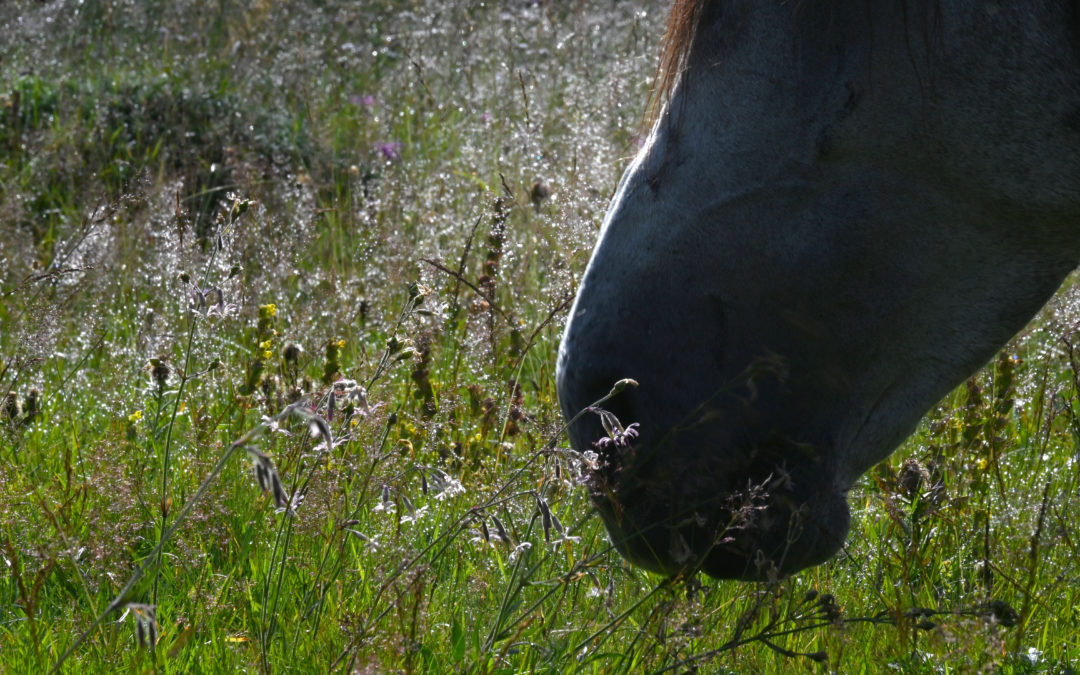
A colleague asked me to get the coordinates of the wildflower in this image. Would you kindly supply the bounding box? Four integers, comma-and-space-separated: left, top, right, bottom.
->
373, 484, 395, 513
257, 304, 278, 342
332, 379, 376, 419
189, 285, 236, 317
128, 410, 143, 424
401, 503, 428, 525
259, 415, 292, 437
349, 94, 376, 107
548, 532, 583, 547
376, 141, 402, 162
227, 195, 253, 224
307, 416, 333, 451
244, 446, 292, 513
282, 491, 305, 514
580, 450, 600, 471
205, 292, 236, 317
344, 528, 379, 551
428, 470, 466, 501
593, 421, 640, 453
508, 541, 532, 563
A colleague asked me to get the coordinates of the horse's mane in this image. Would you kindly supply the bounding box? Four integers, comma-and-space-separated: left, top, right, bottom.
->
644, 0, 1080, 130
645, 0, 705, 129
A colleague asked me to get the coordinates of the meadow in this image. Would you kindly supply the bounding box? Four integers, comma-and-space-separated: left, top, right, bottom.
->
1, 1, 1078, 672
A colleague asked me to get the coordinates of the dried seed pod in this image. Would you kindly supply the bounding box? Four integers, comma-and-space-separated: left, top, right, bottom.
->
3, 391, 21, 421
491, 515, 510, 544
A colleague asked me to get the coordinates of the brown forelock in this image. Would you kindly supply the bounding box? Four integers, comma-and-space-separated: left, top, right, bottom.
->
645, 0, 706, 129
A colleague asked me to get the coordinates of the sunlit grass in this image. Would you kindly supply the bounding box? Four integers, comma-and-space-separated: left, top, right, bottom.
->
1, 1, 1078, 672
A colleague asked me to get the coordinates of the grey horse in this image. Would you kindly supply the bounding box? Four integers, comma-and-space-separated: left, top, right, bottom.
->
556, 0, 1080, 580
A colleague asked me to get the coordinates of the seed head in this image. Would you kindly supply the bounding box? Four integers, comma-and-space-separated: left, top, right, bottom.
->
898, 458, 930, 497
530, 180, 551, 211
282, 342, 302, 365
22, 388, 40, 422
150, 358, 171, 389
3, 391, 21, 421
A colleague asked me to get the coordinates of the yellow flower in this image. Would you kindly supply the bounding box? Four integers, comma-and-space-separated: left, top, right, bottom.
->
263, 350, 273, 360
337, 339, 346, 349
473, 432, 483, 443
265, 304, 277, 317
977, 458, 989, 471
128, 410, 143, 423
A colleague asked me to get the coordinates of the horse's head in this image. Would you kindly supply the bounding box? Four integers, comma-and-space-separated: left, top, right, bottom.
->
557, 0, 1080, 580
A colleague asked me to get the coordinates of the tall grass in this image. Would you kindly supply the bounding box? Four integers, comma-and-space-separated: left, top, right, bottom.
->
1, 1, 1078, 672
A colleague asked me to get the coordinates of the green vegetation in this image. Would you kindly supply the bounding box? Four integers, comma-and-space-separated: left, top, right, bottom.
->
1, 1, 1077, 672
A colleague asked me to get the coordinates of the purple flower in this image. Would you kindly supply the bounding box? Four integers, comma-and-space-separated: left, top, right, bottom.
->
479, 112, 492, 124
349, 94, 377, 107
376, 141, 402, 162
593, 422, 639, 452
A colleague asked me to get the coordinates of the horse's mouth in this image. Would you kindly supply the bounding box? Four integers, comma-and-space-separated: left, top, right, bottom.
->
581, 432, 850, 580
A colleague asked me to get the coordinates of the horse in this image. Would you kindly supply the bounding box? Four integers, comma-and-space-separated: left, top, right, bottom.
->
556, 0, 1080, 580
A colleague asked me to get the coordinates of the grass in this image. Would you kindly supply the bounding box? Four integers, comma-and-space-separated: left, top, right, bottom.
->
1, 1, 1078, 672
